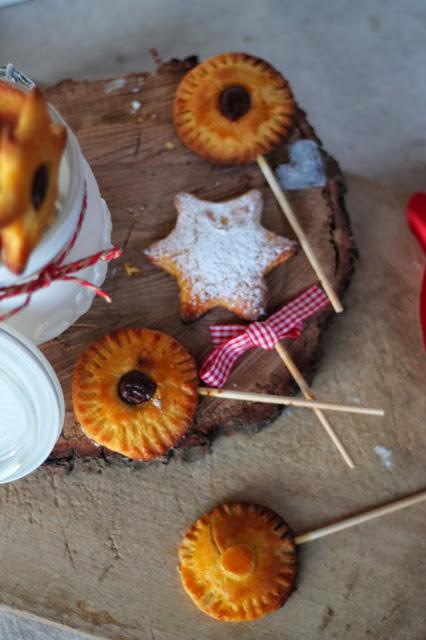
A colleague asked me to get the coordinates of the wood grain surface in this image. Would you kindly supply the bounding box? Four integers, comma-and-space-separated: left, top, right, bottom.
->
42, 58, 355, 462
0, 136, 424, 640
0, 60, 423, 640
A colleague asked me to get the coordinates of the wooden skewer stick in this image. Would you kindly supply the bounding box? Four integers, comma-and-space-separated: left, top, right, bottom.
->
295, 489, 426, 545
197, 387, 384, 417
257, 154, 343, 314
274, 341, 355, 469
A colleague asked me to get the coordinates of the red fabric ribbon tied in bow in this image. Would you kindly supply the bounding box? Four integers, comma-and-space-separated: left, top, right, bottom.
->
0, 182, 122, 322
407, 193, 426, 348
200, 284, 330, 387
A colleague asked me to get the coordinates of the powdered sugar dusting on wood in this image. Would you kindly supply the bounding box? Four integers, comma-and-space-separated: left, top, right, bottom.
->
374, 445, 394, 469
104, 78, 127, 93
145, 190, 297, 319
131, 100, 141, 113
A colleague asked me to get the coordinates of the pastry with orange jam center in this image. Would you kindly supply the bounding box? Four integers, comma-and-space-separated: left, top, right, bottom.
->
179, 502, 297, 621
72, 328, 198, 460
173, 52, 295, 165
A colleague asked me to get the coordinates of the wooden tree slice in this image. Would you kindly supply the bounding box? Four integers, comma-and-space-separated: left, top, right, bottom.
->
42, 57, 356, 463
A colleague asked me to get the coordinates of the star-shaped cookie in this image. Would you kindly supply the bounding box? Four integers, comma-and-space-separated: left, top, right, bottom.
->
145, 189, 297, 322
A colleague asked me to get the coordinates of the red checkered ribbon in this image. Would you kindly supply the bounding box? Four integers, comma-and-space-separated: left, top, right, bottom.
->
0, 182, 122, 322
200, 285, 329, 387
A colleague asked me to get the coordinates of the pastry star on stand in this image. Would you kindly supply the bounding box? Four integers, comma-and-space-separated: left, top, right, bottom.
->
0, 86, 66, 273
145, 189, 297, 321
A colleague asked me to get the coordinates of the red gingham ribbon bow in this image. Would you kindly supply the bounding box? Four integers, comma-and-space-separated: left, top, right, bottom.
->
199, 285, 330, 387
0, 182, 122, 322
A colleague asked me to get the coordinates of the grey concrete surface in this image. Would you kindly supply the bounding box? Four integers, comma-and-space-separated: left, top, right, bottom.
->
1, 0, 425, 194
0, 1, 425, 638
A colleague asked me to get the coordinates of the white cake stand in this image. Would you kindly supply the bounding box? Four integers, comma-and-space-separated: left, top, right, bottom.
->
2, 159, 113, 344
0, 65, 114, 345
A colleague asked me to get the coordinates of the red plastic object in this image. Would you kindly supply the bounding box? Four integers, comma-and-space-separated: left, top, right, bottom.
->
407, 193, 426, 349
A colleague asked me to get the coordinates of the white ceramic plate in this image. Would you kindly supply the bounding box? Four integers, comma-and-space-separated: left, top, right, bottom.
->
0, 324, 64, 482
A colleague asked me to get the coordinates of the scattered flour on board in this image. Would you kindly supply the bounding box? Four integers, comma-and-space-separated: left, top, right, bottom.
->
104, 78, 127, 93
131, 100, 141, 113
374, 445, 394, 469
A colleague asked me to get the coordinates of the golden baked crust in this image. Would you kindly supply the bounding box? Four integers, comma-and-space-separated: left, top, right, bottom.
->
0, 82, 66, 273
0, 81, 25, 132
173, 52, 295, 165
179, 502, 297, 622
72, 328, 198, 460
145, 189, 297, 322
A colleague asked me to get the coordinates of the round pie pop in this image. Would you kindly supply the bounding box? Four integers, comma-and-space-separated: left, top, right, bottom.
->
73, 326, 381, 462
72, 328, 198, 460
173, 52, 295, 165
179, 492, 426, 623
179, 502, 297, 622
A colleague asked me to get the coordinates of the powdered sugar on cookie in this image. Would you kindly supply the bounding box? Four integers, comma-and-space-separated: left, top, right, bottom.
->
145, 190, 297, 321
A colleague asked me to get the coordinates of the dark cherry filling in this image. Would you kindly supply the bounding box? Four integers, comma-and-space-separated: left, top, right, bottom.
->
31, 164, 49, 210
117, 370, 157, 405
219, 85, 251, 121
